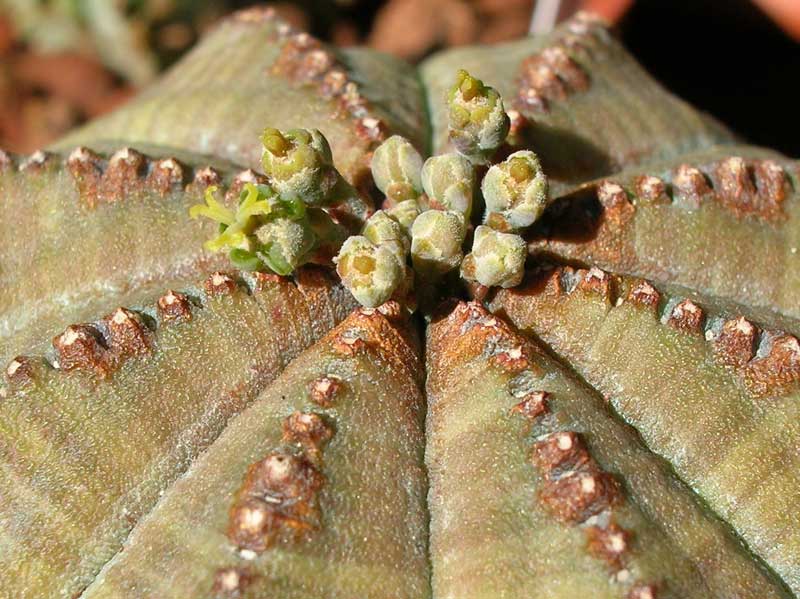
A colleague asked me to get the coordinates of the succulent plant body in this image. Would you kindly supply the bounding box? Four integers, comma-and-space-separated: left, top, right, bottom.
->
2, 8, 800, 599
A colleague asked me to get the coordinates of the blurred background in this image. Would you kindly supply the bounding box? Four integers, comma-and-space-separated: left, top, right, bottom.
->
0, 0, 798, 155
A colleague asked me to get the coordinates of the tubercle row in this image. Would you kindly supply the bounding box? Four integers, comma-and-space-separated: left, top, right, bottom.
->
0, 145, 276, 207
1, 268, 337, 395
501, 265, 800, 398
430, 301, 659, 599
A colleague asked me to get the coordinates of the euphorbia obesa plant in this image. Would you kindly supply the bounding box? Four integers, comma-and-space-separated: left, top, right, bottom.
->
1, 7, 799, 599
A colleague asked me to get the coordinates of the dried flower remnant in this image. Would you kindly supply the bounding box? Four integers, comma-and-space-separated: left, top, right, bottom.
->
482, 150, 549, 231
370, 135, 424, 203
334, 236, 406, 308
421, 152, 475, 218
227, 453, 325, 553
410, 210, 466, 278
447, 69, 510, 165
461, 225, 526, 289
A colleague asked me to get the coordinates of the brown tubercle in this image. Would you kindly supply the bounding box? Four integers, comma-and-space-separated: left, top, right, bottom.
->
103, 307, 152, 361
5, 356, 35, 388
227, 452, 325, 553
309, 376, 343, 407
157, 290, 193, 323
666, 299, 704, 334
586, 521, 630, 568
205, 272, 238, 297
282, 412, 334, 460
211, 567, 253, 598
510, 391, 549, 421
52, 324, 107, 375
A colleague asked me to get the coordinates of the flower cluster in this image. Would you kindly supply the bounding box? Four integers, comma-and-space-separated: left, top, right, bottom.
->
193, 69, 551, 309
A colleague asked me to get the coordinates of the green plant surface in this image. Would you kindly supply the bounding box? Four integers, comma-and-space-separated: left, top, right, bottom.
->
489, 267, 800, 592
0, 269, 355, 598
78, 305, 429, 599
426, 301, 789, 598
526, 145, 800, 321
53, 11, 428, 187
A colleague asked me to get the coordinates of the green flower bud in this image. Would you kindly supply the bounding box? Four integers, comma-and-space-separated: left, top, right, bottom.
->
370, 135, 423, 202
386, 199, 420, 236
254, 217, 316, 276
362, 210, 410, 257
410, 210, 466, 277
334, 236, 406, 308
461, 225, 526, 288
191, 182, 346, 274
447, 69, 510, 165
261, 127, 337, 205
481, 150, 548, 231
421, 153, 475, 218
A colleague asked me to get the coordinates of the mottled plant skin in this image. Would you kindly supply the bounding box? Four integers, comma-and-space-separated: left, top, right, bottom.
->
420, 152, 475, 218
482, 150, 548, 231
78, 306, 430, 599
528, 146, 800, 321
422, 15, 734, 196
0, 269, 356, 599
446, 69, 510, 165
371, 135, 424, 203
489, 267, 800, 593
426, 302, 789, 599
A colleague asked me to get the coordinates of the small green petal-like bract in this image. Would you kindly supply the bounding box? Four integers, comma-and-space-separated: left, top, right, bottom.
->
261, 127, 337, 205
370, 135, 424, 203
421, 153, 475, 219
362, 210, 411, 257
461, 225, 526, 288
447, 69, 510, 165
334, 236, 406, 308
410, 210, 466, 277
190, 183, 345, 275
387, 199, 421, 236
482, 150, 548, 231
189, 184, 275, 253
